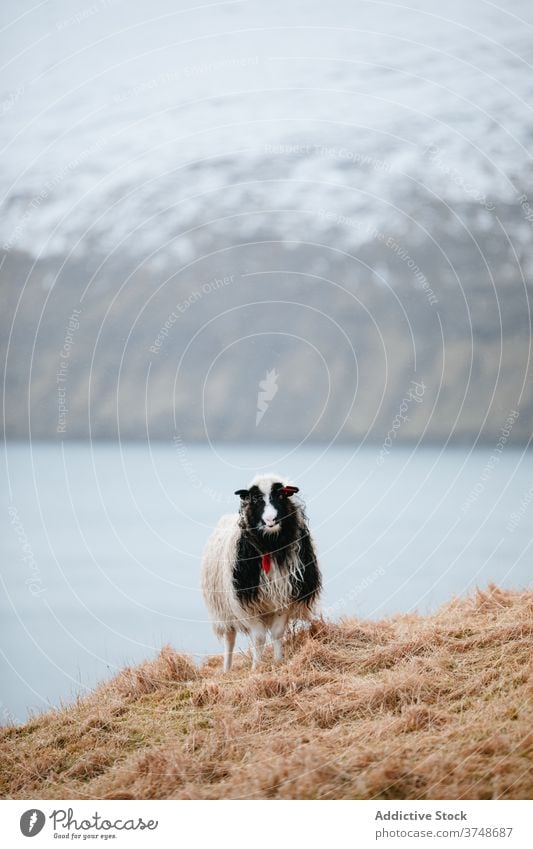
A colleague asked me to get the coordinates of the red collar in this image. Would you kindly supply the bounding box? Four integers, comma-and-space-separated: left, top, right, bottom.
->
261, 553, 271, 573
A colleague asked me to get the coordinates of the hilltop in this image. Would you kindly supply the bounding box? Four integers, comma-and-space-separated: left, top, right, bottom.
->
1, 585, 531, 800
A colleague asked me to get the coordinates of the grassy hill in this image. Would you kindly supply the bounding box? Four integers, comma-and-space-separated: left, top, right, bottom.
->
1, 585, 531, 800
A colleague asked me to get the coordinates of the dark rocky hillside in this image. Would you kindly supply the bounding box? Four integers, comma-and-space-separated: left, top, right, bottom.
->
2, 195, 531, 444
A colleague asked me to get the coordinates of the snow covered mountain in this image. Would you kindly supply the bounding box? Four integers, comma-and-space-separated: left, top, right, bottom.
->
1, 0, 532, 442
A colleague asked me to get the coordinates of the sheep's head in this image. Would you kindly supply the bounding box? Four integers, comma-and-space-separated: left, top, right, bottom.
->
235, 474, 299, 535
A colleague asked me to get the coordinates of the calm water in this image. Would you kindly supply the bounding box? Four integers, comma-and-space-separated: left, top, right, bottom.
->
1, 442, 531, 723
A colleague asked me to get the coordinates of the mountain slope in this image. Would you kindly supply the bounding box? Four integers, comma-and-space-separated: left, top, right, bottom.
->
1, 0, 532, 441
1, 586, 531, 800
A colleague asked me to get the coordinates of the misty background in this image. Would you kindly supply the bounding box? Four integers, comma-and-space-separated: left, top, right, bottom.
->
1, 0, 532, 721
1, 0, 532, 442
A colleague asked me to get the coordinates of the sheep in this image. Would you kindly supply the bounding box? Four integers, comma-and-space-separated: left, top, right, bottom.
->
201, 473, 322, 672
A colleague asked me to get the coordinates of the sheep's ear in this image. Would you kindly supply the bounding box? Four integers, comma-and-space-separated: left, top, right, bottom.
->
235, 489, 249, 499
281, 485, 299, 496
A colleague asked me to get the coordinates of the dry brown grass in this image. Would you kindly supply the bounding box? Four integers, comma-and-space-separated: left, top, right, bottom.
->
1, 585, 532, 800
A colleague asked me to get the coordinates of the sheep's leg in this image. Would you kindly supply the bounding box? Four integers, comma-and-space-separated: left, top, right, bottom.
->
250, 621, 267, 670
223, 628, 236, 673
270, 613, 289, 664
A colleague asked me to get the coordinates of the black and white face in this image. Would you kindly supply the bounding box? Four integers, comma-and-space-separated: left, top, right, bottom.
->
235, 481, 299, 534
